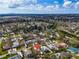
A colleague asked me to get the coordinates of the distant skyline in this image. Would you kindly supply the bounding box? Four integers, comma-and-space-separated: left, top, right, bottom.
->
0, 0, 79, 14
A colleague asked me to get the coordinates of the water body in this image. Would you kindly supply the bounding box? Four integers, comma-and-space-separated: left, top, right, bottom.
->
0, 14, 79, 17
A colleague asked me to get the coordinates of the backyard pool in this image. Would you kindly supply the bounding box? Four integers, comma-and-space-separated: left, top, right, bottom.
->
67, 47, 79, 54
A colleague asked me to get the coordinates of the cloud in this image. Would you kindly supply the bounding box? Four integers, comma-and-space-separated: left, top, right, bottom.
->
16, 4, 59, 12
0, 0, 59, 12
63, 1, 73, 8
0, 0, 79, 14
11, 0, 38, 7
0, 3, 59, 14
0, 0, 38, 8
63, 0, 79, 9
0, 5, 79, 14
29, 0, 37, 4
0, 0, 10, 3
64, 0, 68, 2
53, 1, 59, 4
0, 0, 10, 7
75, 2, 79, 9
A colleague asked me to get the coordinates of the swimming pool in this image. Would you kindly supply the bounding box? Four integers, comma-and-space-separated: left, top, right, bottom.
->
67, 47, 79, 53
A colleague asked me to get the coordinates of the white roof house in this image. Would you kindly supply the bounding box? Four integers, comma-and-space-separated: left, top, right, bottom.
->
41, 46, 50, 51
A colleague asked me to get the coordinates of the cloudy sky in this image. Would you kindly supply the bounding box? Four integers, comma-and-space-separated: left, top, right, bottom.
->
0, 0, 79, 14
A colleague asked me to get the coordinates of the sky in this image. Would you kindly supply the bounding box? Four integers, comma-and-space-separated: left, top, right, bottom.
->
0, 0, 79, 14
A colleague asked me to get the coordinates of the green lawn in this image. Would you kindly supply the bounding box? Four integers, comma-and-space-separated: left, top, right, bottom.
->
1, 54, 16, 59
75, 56, 79, 59
63, 57, 68, 59
0, 42, 8, 55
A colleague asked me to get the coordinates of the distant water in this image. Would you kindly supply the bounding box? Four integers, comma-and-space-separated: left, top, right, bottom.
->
0, 14, 79, 17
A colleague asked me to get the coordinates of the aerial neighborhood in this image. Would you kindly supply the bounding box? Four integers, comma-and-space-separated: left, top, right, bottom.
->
0, 15, 79, 59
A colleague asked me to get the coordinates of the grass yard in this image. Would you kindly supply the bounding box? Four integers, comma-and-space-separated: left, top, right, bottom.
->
0, 54, 16, 59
